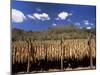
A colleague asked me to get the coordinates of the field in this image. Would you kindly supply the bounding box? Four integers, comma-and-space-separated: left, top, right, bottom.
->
11, 1, 96, 74
12, 39, 96, 73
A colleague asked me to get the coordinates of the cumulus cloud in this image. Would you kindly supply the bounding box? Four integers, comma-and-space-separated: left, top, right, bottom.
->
52, 23, 57, 26
56, 11, 72, 20
58, 12, 69, 20
28, 13, 50, 21
83, 20, 94, 26
83, 20, 89, 25
86, 26, 91, 29
33, 13, 50, 21
12, 9, 26, 23
27, 14, 35, 20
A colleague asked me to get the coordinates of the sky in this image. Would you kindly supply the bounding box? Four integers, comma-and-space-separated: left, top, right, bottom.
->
11, 1, 96, 31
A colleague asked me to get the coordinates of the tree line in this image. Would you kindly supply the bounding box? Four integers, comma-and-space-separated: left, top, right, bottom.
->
12, 24, 96, 41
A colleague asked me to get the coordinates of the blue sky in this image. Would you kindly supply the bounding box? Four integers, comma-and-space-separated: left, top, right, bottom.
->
11, 1, 96, 31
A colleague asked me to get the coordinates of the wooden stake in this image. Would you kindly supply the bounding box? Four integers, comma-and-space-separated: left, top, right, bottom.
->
88, 34, 93, 69
26, 39, 31, 73
61, 36, 64, 71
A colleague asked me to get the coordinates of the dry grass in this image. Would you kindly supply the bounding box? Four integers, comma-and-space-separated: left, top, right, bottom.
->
12, 39, 96, 64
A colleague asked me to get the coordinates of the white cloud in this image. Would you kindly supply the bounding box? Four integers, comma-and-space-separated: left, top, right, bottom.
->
27, 13, 50, 21
33, 13, 50, 21
12, 9, 26, 23
90, 23, 94, 26
58, 12, 69, 20
52, 23, 57, 26
56, 11, 72, 20
83, 20, 89, 25
75, 22, 81, 26
55, 17, 60, 20
67, 19, 71, 22
36, 8, 42, 12
86, 26, 91, 29
27, 14, 35, 20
